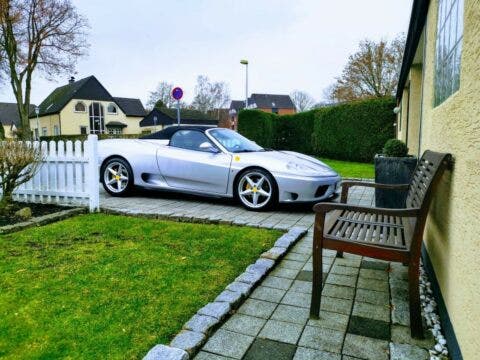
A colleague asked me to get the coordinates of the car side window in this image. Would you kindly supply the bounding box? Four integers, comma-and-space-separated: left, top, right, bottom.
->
170, 130, 215, 152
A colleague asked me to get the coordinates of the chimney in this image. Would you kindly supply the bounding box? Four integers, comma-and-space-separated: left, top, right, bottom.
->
69, 76, 75, 84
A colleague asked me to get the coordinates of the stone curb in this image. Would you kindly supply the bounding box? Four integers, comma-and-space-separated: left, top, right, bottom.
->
143, 226, 307, 360
0, 207, 87, 234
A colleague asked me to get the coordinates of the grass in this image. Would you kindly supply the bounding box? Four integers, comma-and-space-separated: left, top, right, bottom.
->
0, 214, 281, 359
318, 157, 374, 179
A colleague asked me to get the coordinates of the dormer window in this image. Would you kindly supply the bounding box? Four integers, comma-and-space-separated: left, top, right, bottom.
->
74, 101, 86, 112
107, 103, 117, 114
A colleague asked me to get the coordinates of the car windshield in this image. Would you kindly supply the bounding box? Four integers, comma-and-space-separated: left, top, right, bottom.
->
208, 128, 264, 153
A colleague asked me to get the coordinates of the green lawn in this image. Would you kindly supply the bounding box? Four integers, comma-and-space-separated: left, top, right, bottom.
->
0, 214, 281, 359
318, 157, 374, 179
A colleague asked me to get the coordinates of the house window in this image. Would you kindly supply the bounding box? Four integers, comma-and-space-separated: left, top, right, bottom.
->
107, 103, 117, 114
89, 102, 105, 134
434, 0, 464, 106
42, 127, 48, 136
80, 126, 87, 135
107, 128, 123, 135
53, 125, 60, 136
74, 101, 86, 112
272, 107, 279, 114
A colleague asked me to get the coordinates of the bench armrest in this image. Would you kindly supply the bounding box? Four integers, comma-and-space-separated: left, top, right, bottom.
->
341, 181, 410, 203
313, 202, 420, 217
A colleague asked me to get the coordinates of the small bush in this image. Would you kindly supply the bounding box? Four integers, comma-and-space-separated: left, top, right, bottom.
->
273, 110, 315, 153
382, 139, 408, 157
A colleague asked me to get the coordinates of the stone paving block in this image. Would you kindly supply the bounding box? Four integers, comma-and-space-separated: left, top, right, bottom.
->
170, 330, 206, 355
250, 286, 285, 303
243, 338, 296, 360
342, 334, 389, 360
258, 319, 304, 344
262, 275, 294, 290
214, 290, 243, 308
183, 314, 218, 335
334, 257, 361, 267
347, 316, 390, 341
281, 289, 311, 308
330, 264, 359, 276
322, 284, 355, 300
274, 233, 297, 248
352, 301, 390, 322
391, 325, 435, 348
285, 252, 310, 262
302, 262, 313, 271
307, 310, 349, 332
295, 270, 313, 282
271, 304, 309, 325
391, 301, 410, 326
226, 281, 252, 297
280, 259, 305, 270
390, 263, 408, 280
198, 302, 231, 320
270, 267, 299, 280
293, 347, 341, 360
357, 277, 389, 292
326, 273, 357, 287
355, 288, 390, 306
202, 329, 254, 359
143, 344, 189, 360
260, 246, 288, 260
361, 260, 390, 271
320, 296, 353, 315
359, 268, 388, 281
298, 326, 344, 353
195, 351, 232, 360
222, 313, 266, 337
290, 280, 312, 294
237, 298, 277, 319
235, 270, 263, 285
389, 343, 429, 360
254, 258, 276, 270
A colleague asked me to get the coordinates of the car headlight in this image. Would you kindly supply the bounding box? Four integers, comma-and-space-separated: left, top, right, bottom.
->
286, 162, 317, 173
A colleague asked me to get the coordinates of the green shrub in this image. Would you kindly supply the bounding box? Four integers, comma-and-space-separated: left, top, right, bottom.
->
382, 139, 408, 157
237, 110, 275, 148
273, 110, 315, 153
312, 97, 395, 162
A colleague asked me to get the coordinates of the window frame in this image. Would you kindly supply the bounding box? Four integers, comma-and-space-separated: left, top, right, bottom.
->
74, 101, 87, 113
169, 130, 218, 153
107, 103, 118, 115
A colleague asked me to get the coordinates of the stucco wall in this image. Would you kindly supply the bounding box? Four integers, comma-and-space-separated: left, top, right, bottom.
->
398, 0, 480, 357
29, 114, 60, 136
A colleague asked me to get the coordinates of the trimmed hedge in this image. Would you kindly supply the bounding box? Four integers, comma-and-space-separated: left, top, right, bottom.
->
238, 97, 395, 162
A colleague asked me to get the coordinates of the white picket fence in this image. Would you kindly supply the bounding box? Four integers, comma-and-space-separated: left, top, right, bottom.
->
11, 135, 99, 211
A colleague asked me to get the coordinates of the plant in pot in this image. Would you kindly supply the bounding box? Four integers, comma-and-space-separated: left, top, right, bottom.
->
374, 139, 418, 208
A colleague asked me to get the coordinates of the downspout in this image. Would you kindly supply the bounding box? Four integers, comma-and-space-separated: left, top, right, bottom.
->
418, 26, 427, 158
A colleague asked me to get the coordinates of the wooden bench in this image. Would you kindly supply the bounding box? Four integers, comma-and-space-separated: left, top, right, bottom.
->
310, 150, 452, 338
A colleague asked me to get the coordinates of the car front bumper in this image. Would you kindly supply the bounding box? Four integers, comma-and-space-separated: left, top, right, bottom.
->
273, 173, 342, 203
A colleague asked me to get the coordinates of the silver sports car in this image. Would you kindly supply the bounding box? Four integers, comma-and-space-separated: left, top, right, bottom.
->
98, 126, 341, 211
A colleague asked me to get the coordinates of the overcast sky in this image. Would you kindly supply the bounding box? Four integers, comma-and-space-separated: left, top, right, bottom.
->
0, 0, 413, 106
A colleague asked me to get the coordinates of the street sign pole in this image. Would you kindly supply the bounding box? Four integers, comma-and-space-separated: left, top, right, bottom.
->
171, 86, 183, 126
176, 99, 180, 125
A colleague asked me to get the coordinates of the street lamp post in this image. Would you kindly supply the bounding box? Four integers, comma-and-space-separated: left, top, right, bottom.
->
228, 108, 237, 130
240, 59, 248, 109
35, 106, 40, 140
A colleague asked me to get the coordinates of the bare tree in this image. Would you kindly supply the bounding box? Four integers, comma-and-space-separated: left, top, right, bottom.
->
326, 34, 406, 102
0, 0, 89, 139
191, 75, 230, 115
146, 81, 175, 109
290, 90, 315, 112
0, 141, 42, 210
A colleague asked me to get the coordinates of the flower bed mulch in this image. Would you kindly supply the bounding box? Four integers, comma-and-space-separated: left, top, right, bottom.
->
0, 202, 71, 227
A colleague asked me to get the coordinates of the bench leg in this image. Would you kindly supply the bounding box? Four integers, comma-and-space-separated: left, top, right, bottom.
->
310, 235, 323, 318
408, 261, 424, 339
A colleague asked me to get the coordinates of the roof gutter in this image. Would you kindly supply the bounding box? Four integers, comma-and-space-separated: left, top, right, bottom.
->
396, 0, 430, 102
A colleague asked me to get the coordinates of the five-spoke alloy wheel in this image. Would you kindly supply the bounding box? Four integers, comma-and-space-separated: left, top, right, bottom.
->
236, 169, 277, 211
101, 157, 133, 196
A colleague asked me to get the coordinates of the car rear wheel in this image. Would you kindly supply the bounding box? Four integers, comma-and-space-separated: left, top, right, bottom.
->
101, 157, 133, 196
236, 169, 277, 211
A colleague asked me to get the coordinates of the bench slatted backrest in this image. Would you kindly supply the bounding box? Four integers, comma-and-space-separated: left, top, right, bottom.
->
406, 150, 452, 210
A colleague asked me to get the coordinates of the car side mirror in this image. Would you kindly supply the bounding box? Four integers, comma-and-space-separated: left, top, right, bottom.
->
199, 141, 219, 153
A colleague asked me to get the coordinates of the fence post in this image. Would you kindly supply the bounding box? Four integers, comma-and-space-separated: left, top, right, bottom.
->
86, 134, 100, 212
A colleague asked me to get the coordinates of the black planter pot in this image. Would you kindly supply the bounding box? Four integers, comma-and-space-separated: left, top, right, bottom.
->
374, 155, 418, 208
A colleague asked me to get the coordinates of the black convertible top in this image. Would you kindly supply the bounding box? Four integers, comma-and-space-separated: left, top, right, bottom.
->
140, 125, 216, 140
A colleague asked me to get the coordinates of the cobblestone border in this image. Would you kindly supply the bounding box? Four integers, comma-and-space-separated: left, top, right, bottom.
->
143, 226, 307, 360
0, 207, 87, 234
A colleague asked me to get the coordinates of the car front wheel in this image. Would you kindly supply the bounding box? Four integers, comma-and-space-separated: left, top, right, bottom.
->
236, 169, 277, 211
101, 157, 133, 196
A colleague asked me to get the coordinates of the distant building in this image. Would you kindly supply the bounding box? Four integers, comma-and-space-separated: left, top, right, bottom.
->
139, 107, 218, 134
29, 75, 146, 138
228, 93, 296, 130
0, 102, 36, 138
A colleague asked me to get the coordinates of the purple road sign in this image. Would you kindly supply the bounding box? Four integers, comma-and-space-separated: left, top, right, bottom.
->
172, 87, 183, 100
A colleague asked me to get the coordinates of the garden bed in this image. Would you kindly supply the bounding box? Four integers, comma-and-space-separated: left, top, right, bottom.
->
0, 202, 69, 227
0, 213, 282, 359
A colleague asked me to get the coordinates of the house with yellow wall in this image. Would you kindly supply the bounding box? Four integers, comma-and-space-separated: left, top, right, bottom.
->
29, 76, 146, 138
396, 0, 479, 358
0, 102, 36, 138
